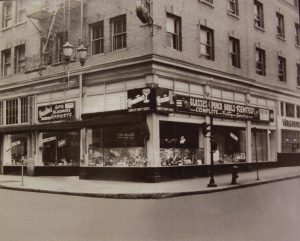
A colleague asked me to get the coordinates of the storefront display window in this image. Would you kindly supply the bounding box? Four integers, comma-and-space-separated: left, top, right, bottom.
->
4, 134, 28, 165
87, 124, 147, 167
282, 130, 300, 153
41, 131, 80, 166
159, 121, 204, 166
212, 127, 247, 163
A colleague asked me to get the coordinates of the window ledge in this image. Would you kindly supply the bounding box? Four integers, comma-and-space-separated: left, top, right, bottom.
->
276, 34, 286, 41
227, 11, 239, 19
1, 26, 13, 32
112, 47, 128, 53
295, 44, 300, 48
199, 0, 214, 8
254, 25, 265, 32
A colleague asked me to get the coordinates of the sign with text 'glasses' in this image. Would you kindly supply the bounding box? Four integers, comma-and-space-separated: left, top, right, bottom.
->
38, 102, 75, 122
175, 95, 274, 122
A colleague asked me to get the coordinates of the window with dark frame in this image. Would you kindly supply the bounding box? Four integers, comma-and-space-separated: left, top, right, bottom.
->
228, 0, 239, 16
296, 23, 300, 46
166, 13, 182, 51
297, 64, 300, 86
229, 37, 240, 68
254, 0, 264, 29
2, 1, 12, 28
55, 32, 68, 63
278, 56, 287, 82
276, 12, 285, 38
297, 106, 300, 118
6, 99, 18, 125
255, 47, 266, 76
286, 103, 295, 118
200, 25, 214, 60
280, 102, 285, 116
21, 97, 28, 123
111, 15, 127, 51
0, 102, 3, 126
90, 21, 104, 55
15, 45, 25, 74
2, 49, 11, 76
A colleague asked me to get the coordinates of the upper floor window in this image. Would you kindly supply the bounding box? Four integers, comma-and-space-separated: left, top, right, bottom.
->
200, 0, 214, 6
278, 56, 287, 82
255, 48, 266, 76
229, 37, 240, 68
286, 103, 295, 118
228, 0, 239, 16
297, 64, 300, 86
2, 97, 29, 126
111, 15, 127, 51
254, 0, 264, 29
16, 0, 26, 23
15, 45, 26, 74
1, 49, 11, 76
166, 13, 182, 51
297, 106, 300, 118
296, 23, 300, 46
276, 13, 285, 39
2, 1, 12, 28
90, 21, 104, 55
200, 26, 214, 60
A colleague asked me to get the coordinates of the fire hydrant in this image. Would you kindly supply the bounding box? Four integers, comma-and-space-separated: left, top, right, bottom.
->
231, 165, 239, 185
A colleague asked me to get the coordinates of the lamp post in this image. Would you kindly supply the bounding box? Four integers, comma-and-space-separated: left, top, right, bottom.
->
207, 116, 217, 187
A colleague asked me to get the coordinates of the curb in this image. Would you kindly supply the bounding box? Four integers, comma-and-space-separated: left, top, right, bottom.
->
0, 174, 299, 199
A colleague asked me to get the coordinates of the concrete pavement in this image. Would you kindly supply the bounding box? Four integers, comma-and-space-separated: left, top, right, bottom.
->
0, 166, 299, 199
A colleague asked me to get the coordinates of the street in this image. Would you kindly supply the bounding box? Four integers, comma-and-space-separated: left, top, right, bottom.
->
0, 178, 299, 241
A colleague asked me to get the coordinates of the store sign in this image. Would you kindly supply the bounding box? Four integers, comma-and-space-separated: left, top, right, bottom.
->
127, 87, 153, 112
38, 102, 75, 122
127, 87, 175, 113
281, 118, 300, 129
156, 88, 175, 113
58, 139, 67, 147
43, 136, 57, 143
175, 95, 273, 122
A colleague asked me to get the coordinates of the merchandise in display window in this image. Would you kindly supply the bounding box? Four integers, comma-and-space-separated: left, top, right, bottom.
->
212, 126, 247, 163
87, 124, 147, 167
41, 131, 80, 166
4, 134, 28, 165
159, 121, 204, 166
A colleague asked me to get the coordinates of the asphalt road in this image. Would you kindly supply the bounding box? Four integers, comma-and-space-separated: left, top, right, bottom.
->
0, 178, 299, 241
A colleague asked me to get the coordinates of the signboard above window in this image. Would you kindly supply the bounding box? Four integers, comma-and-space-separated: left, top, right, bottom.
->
38, 102, 75, 122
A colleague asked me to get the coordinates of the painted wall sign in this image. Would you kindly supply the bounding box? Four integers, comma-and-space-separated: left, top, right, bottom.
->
282, 119, 300, 128
156, 88, 175, 113
38, 102, 75, 122
176, 95, 273, 122
127, 87, 154, 112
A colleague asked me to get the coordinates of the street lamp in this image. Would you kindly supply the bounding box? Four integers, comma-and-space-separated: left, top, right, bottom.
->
77, 44, 88, 66
62, 41, 74, 63
253, 127, 260, 181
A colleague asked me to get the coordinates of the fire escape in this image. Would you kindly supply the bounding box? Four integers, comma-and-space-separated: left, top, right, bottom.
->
25, 0, 81, 74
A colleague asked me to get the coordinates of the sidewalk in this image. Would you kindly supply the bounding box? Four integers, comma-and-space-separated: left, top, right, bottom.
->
0, 166, 299, 199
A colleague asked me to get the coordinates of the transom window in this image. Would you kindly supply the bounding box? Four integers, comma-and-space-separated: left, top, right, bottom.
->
15, 45, 26, 74
90, 21, 104, 55
255, 48, 266, 76
278, 56, 286, 82
2, 1, 12, 28
166, 13, 182, 51
229, 37, 240, 68
228, 0, 239, 16
276, 12, 285, 38
111, 15, 127, 51
2, 49, 11, 76
286, 103, 295, 118
200, 26, 214, 60
1, 97, 29, 126
254, 0, 264, 29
